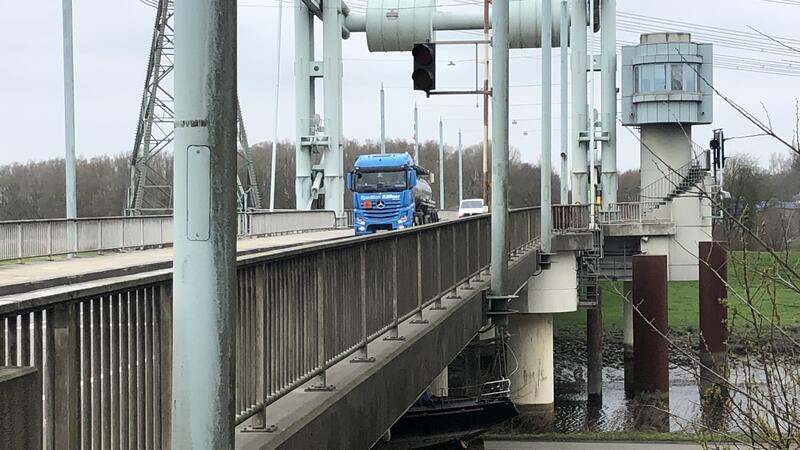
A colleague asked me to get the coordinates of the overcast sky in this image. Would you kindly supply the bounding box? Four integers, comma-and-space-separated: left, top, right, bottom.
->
1, 0, 798, 171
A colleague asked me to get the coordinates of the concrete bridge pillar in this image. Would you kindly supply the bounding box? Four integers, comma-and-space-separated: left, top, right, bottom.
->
508, 313, 554, 417
508, 251, 579, 430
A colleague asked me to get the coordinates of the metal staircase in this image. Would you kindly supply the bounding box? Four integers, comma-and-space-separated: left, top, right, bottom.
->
577, 228, 604, 309
637, 151, 711, 219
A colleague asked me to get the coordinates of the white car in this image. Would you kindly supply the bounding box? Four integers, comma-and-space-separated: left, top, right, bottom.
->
458, 198, 487, 218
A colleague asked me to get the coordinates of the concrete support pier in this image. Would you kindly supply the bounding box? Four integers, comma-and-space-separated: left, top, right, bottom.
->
508, 313, 555, 430
632, 255, 670, 431
699, 241, 729, 428
623, 281, 634, 398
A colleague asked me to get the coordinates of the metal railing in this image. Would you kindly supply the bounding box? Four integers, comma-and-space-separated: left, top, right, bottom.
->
552, 204, 591, 231
598, 202, 673, 224
0, 209, 544, 448
0, 210, 336, 262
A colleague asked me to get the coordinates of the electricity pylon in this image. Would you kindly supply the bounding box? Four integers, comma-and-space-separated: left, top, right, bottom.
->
126, 0, 261, 215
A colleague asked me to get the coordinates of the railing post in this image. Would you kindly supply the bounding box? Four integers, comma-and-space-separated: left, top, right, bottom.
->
97, 220, 103, 254
447, 224, 459, 299
464, 221, 473, 289
384, 238, 405, 341
474, 220, 484, 281
308, 250, 337, 389
17, 222, 23, 263
47, 222, 53, 260
352, 244, 375, 362
140, 218, 145, 248
432, 228, 446, 310
52, 302, 80, 449
411, 232, 428, 324
159, 284, 173, 449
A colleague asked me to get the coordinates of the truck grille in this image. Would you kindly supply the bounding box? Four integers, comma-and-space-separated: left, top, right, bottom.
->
362, 198, 402, 220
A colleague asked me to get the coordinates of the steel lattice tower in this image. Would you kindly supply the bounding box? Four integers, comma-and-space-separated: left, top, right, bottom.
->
126, 0, 261, 215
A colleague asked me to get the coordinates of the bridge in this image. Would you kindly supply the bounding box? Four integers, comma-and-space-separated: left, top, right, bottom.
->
1, 0, 728, 446
0, 205, 592, 449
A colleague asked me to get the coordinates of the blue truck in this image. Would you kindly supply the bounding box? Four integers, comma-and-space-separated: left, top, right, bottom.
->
346, 153, 439, 235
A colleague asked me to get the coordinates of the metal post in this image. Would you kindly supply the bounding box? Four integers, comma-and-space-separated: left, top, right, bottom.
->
482, 0, 490, 206
458, 129, 463, 203
632, 254, 670, 431
62, 0, 77, 258
588, 0, 597, 224
490, 0, 510, 297
414, 103, 419, 162
380, 84, 386, 154
269, 0, 284, 211
323, 0, 345, 217
171, 0, 237, 446
541, 0, 553, 254
600, 0, 617, 209
570, 0, 588, 205
294, 0, 314, 209
560, 0, 570, 204
699, 241, 729, 427
385, 238, 405, 340
439, 117, 445, 210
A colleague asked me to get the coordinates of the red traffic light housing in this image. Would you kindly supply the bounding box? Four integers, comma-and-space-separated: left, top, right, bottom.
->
412, 43, 436, 94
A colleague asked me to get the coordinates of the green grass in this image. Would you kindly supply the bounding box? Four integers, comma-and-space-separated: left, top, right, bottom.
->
556, 251, 800, 332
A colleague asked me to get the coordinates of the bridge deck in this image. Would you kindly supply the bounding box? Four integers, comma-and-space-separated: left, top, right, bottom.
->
0, 229, 352, 296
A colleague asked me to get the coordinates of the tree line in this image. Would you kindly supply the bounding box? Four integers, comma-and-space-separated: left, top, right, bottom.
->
0, 139, 564, 220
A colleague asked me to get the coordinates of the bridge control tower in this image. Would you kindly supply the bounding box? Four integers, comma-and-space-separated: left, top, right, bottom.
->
615, 32, 715, 281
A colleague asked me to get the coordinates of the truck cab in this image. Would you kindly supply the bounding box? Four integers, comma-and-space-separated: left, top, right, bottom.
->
346, 153, 437, 235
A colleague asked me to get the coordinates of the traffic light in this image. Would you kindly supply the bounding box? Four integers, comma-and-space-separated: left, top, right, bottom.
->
710, 128, 725, 169
412, 43, 436, 94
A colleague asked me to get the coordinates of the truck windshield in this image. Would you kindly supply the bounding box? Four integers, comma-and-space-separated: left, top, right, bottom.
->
353, 170, 407, 192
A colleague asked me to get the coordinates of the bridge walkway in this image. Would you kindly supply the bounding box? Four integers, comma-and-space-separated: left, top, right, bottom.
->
0, 229, 351, 296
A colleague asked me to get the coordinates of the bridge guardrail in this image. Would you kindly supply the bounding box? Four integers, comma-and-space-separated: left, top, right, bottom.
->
0, 207, 550, 447
598, 202, 672, 224
0, 210, 336, 262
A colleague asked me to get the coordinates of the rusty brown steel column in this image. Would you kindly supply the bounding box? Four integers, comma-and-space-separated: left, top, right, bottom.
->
586, 295, 603, 405
699, 241, 729, 428
623, 280, 634, 398
632, 254, 669, 431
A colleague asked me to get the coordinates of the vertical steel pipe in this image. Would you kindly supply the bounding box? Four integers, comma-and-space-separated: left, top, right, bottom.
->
323, 0, 345, 217
458, 129, 463, 203
490, 0, 510, 296
171, 0, 238, 446
541, 0, 553, 254
380, 85, 386, 154
62, 0, 77, 257
560, 0, 570, 203
294, 0, 314, 209
570, 0, 588, 204
413, 104, 419, 162
439, 118, 445, 210
600, 0, 617, 209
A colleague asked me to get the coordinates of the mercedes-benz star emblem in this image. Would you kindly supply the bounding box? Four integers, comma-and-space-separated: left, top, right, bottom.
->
376, 201, 385, 209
